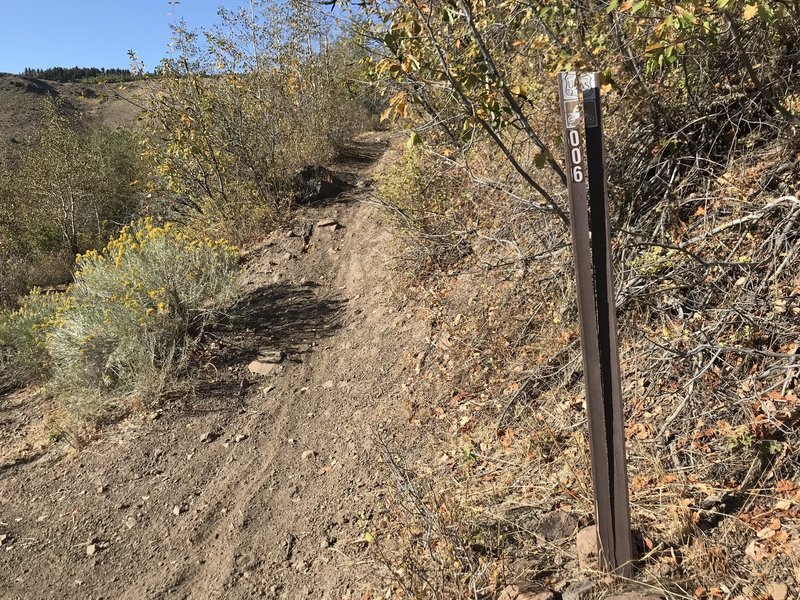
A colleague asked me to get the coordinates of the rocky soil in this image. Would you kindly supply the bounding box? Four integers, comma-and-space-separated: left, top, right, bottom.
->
0, 131, 430, 599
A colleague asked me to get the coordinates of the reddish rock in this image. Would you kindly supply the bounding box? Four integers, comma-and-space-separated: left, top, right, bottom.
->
576, 525, 599, 570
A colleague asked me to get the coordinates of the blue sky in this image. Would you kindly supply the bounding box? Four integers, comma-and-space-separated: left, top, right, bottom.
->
0, 1, 249, 74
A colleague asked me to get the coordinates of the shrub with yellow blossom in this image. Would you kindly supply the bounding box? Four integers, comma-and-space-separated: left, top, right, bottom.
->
0, 289, 71, 383
46, 217, 240, 403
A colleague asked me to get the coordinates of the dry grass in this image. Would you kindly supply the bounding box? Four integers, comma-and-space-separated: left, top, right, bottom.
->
369, 120, 800, 597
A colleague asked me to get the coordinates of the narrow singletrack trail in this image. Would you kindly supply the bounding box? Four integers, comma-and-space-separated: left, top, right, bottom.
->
0, 131, 426, 599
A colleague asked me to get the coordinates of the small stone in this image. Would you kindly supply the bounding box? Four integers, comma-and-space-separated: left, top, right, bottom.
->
535, 510, 579, 541
199, 431, 219, 443
562, 580, 596, 600
316, 218, 339, 229
234, 434, 248, 443
498, 584, 555, 600
125, 516, 136, 529
248, 360, 279, 376
321, 380, 334, 389
302, 450, 316, 460
173, 505, 185, 516
262, 385, 275, 395
86, 544, 97, 557
248, 351, 284, 376
576, 525, 599, 570
0, 534, 8, 545
766, 582, 788, 600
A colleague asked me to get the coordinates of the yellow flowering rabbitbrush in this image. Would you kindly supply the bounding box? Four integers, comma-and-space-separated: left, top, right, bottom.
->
0, 289, 71, 382
47, 216, 240, 401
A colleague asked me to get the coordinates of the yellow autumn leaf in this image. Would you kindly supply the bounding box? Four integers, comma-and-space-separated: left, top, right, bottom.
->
743, 3, 758, 19
395, 98, 408, 118
374, 58, 394, 75
389, 91, 406, 107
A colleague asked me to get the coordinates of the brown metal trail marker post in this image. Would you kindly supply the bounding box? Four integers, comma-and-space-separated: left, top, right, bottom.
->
557, 71, 635, 576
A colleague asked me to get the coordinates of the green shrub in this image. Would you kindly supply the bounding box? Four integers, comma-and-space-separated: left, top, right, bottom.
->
46, 217, 240, 405
0, 96, 143, 306
141, 1, 370, 244
377, 147, 476, 271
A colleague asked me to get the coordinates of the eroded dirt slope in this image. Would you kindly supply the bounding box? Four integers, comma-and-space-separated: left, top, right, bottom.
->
0, 132, 427, 599
0, 74, 146, 147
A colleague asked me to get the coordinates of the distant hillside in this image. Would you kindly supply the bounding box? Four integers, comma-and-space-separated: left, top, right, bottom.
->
0, 73, 147, 159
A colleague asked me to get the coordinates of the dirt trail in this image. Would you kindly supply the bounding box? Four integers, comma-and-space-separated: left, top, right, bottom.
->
0, 132, 426, 599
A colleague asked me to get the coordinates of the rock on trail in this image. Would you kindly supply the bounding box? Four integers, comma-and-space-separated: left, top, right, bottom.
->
0, 131, 427, 599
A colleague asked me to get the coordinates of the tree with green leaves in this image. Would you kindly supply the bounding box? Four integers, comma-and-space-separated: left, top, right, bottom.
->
356, 0, 800, 223
0, 97, 142, 304
140, 0, 371, 242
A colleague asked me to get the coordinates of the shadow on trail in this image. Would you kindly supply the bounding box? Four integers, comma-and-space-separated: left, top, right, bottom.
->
215, 282, 347, 366
0, 451, 46, 480
332, 138, 389, 183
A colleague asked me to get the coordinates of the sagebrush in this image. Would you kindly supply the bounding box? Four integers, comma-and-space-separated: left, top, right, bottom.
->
0, 217, 240, 430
